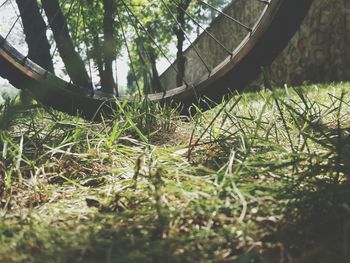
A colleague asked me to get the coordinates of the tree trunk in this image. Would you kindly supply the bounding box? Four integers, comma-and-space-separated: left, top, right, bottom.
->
143, 71, 151, 94
149, 50, 163, 93
87, 0, 104, 90
102, 0, 117, 94
176, 0, 191, 87
93, 35, 104, 88
41, 0, 92, 90
16, 0, 54, 73
136, 49, 150, 94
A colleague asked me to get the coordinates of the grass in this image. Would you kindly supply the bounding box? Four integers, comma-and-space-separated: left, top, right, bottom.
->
0, 82, 350, 263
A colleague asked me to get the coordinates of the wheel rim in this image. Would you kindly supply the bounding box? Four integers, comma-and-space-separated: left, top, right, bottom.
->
0, 0, 313, 118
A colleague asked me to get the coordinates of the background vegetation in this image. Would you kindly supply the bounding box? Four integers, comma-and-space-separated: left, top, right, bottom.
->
0, 85, 18, 105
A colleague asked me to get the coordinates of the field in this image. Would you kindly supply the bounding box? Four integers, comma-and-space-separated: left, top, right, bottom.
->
0, 83, 349, 263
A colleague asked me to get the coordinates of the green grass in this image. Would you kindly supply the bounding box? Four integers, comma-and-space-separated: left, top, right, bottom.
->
0, 82, 350, 263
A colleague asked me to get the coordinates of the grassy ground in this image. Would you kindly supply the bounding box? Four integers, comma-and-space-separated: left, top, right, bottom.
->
0, 82, 350, 263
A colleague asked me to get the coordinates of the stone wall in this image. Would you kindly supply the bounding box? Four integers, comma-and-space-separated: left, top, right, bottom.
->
268, 0, 350, 85
160, 0, 350, 90
160, 0, 263, 90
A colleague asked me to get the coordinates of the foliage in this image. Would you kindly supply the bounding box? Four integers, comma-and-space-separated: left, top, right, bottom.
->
61, 0, 230, 93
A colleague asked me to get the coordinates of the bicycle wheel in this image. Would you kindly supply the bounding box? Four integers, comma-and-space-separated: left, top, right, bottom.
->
0, 0, 313, 119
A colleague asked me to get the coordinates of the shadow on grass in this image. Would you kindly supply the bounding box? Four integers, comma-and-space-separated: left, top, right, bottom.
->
264, 120, 350, 263
261, 182, 350, 263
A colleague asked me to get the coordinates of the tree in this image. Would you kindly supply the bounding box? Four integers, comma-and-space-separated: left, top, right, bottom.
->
15, 0, 54, 72
174, 0, 192, 87
132, 35, 164, 94
124, 0, 173, 94
171, 0, 226, 87
73, 0, 120, 94
15, 0, 229, 96
126, 71, 137, 94
102, 0, 117, 94
41, 0, 92, 90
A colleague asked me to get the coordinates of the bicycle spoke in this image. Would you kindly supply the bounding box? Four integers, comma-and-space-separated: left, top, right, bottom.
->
115, 5, 142, 96
50, 0, 77, 59
160, 0, 211, 76
80, 3, 94, 89
198, 0, 252, 32
0, 0, 10, 10
0, 0, 314, 118
173, 0, 233, 57
121, 0, 189, 87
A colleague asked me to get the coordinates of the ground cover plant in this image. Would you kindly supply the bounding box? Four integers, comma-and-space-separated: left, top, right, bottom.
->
0, 82, 349, 263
